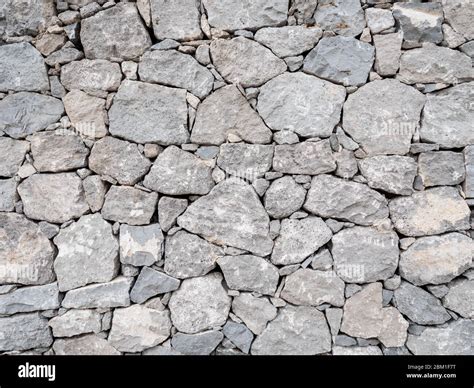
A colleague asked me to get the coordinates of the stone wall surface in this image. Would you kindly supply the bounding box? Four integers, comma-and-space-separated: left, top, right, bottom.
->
0, 0, 473, 356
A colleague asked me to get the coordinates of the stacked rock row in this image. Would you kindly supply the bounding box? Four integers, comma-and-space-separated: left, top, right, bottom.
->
0, 0, 473, 356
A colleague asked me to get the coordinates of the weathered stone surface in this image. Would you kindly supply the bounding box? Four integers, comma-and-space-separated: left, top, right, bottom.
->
463, 146, 474, 198
443, 279, 474, 319
171, 330, 223, 355
365, 8, 395, 34
252, 305, 331, 355
109, 80, 188, 145
89, 137, 151, 185
203, 0, 288, 31
343, 79, 426, 155
54, 214, 119, 292
420, 82, 474, 149
30, 131, 88, 173
139, 50, 213, 99
442, 0, 474, 41
218, 255, 279, 295
232, 293, 277, 335
18, 173, 89, 224
332, 226, 399, 283
304, 36, 374, 87
258, 72, 345, 138
273, 141, 336, 175
102, 186, 157, 226
61, 59, 122, 92
49, 309, 102, 338
400, 233, 473, 286
398, 45, 473, 85
373, 32, 403, 76
63, 90, 107, 139
333, 346, 382, 355
53, 334, 120, 355
0, 137, 29, 177
223, 321, 253, 353
83, 175, 108, 213
389, 187, 470, 237
358, 155, 417, 195
0, 213, 55, 285
165, 230, 223, 279
158, 197, 188, 232
254, 26, 322, 58
0, 43, 49, 92
271, 218, 333, 265
304, 175, 389, 226
0, 92, 64, 139
61, 277, 132, 309
191, 85, 271, 145
407, 319, 474, 355
0, 282, 59, 315
178, 179, 273, 256
81, 3, 151, 61
281, 269, 345, 307
120, 224, 163, 267
341, 283, 383, 339
109, 304, 171, 352
0, 0, 56, 37
210, 37, 287, 88
0, 313, 52, 352
418, 151, 465, 187
313, 0, 365, 37
150, 0, 202, 41
264, 176, 305, 219
169, 273, 231, 334
130, 267, 180, 304
144, 146, 213, 195
378, 307, 409, 348
394, 282, 451, 325
393, 3, 443, 46
0, 178, 17, 212
217, 144, 274, 181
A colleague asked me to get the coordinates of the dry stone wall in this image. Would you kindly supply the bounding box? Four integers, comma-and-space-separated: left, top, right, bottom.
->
0, 0, 473, 355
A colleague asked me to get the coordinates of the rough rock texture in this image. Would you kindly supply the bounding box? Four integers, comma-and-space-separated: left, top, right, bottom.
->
314, 0, 365, 37
61, 59, 122, 92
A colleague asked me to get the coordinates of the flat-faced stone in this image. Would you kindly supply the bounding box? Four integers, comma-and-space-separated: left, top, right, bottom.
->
53, 214, 119, 292
203, 0, 288, 31
378, 307, 409, 348
18, 173, 89, 224
83, 175, 109, 213
165, 230, 223, 279
109, 304, 171, 352
304, 174, 389, 226
271, 217, 333, 265
332, 226, 399, 283
218, 255, 279, 295
0, 313, 52, 352
30, 131, 89, 172
232, 293, 277, 335
358, 155, 417, 195
333, 346, 382, 355
443, 279, 474, 319
251, 305, 331, 355
158, 197, 188, 232
191, 85, 272, 145
418, 151, 465, 187
420, 82, 474, 148
264, 176, 306, 219
389, 187, 470, 237
303, 36, 374, 87
120, 224, 163, 267
258, 72, 346, 138
399, 233, 473, 286
139, 50, 213, 99
169, 273, 231, 334
365, 8, 395, 34
342, 79, 426, 155
130, 267, 180, 304
150, 0, 202, 41
313, 0, 365, 37
144, 146, 213, 195
254, 26, 322, 58
373, 32, 403, 76
0, 282, 59, 315
60, 59, 122, 92
0, 137, 29, 177
109, 80, 188, 145
0, 42, 49, 92
101, 186, 157, 226
0, 178, 17, 211
89, 137, 151, 185
222, 322, 253, 353
177, 179, 273, 256
80, 2, 151, 61
0, 92, 64, 139
49, 309, 102, 338
171, 330, 223, 355
53, 334, 120, 355
441, 0, 474, 41
210, 37, 287, 88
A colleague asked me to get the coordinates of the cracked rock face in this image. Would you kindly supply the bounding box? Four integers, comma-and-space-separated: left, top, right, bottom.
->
1, 0, 473, 357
